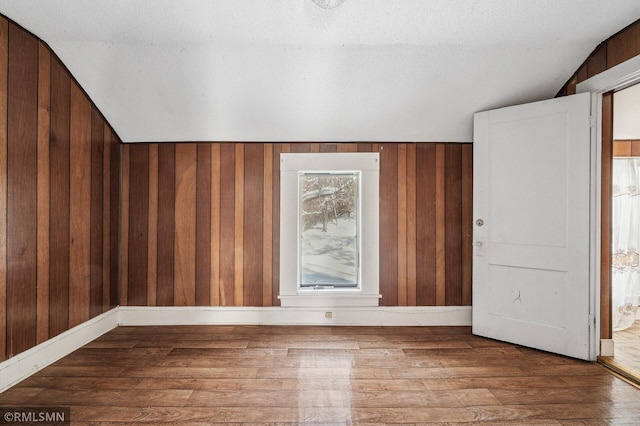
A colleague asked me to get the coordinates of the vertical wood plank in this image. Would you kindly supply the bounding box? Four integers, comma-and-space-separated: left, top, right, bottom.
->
461, 143, 473, 306
292, 143, 310, 153
0, 17, 6, 361
36, 42, 51, 344
89, 107, 104, 317
357, 143, 372, 152
337, 143, 358, 152
606, 21, 640, 69
243, 143, 263, 306
271, 144, 284, 306
210, 144, 221, 306
416, 144, 436, 306
445, 144, 463, 306
263, 144, 273, 307
310, 143, 320, 153
613, 140, 632, 157
102, 125, 111, 311
435, 144, 446, 306
633, 140, 640, 156
174, 143, 197, 306
196, 144, 211, 306
397, 144, 407, 306
156, 144, 175, 306
219, 143, 235, 306
109, 131, 120, 308
6, 23, 38, 356
586, 43, 607, 78
119, 146, 130, 306
49, 56, 70, 337
601, 92, 613, 340
147, 144, 158, 306
320, 144, 337, 153
127, 144, 149, 306
379, 143, 398, 306
234, 144, 244, 306
406, 144, 417, 306
69, 82, 91, 327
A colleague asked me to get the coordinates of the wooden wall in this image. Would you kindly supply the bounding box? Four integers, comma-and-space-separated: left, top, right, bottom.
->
120, 142, 473, 308
558, 19, 640, 96
0, 19, 121, 362
613, 139, 640, 156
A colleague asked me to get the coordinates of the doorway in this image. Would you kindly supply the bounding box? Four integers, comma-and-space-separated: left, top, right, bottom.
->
609, 84, 640, 376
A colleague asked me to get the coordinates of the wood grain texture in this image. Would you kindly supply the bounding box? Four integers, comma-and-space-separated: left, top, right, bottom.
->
90, 107, 104, 318
633, 140, 640, 157
263, 144, 273, 307
379, 144, 398, 306
127, 144, 149, 306
36, 42, 51, 344
156, 144, 175, 306
587, 43, 607, 78
219, 144, 235, 306
607, 20, 640, 69
147, 144, 158, 306
416, 144, 437, 306
0, 17, 6, 361
601, 92, 613, 341
435, 144, 446, 306
196, 144, 211, 306
406, 144, 417, 306
461, 144, 473, 306
69, 81, 92, 327
109, 131, 120, 309
3, 325, 639, 424
120, 146, 130, 306
613, 140, 631, 157
174, 144, 197, 306
243, 143, 263, 307
445, 144, 463, 306
103, 126, 111, 311
6, 23, 38, 357
49, 56, 70, 338
397, 144, 408, 306
234, 144, 244, 306
210, 144, 221, 306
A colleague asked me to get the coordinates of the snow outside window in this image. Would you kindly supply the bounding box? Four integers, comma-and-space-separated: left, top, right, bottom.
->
279, 153, 380, 307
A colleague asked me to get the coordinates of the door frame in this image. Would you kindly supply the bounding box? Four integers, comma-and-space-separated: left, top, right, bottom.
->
577, 54, 640, 356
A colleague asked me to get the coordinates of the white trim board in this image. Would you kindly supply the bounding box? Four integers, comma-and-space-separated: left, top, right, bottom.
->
118, 306, 472, 326
0, 305, 472, 393
0, 309, 119, 393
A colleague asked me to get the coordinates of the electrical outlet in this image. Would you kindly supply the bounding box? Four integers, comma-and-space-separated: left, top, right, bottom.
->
325, 311, 332, 319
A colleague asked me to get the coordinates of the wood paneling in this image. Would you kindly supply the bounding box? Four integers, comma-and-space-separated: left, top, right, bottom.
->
601, 92, 614, 341
156, 144, 175, 306
613, 140, 640, 157
587, 43, 607, 78
607, 20, 640, 70
0, 17, 7, 362
0, 20, 120, 361
174, 144, 197, 306
416, 144, 437, 306
121, 142, 472, 309
109, 130, 120, 309
6, 22, 38, 357
147, 144, 158, 306
196, 144, 211, 306
128, 144, 149, 305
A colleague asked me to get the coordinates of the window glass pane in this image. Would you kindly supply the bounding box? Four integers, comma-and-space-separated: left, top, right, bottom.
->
299, 172, 359, 287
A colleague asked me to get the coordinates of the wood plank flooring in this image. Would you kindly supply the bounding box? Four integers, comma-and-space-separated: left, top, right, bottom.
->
611, 320, 640, 375
1, 325, 640, 424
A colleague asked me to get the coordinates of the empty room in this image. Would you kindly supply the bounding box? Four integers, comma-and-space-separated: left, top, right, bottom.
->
1, 0, 640, 424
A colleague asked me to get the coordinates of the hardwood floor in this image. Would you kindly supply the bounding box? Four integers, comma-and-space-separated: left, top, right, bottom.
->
611, 320, 640, 375
1, 325, 640, 424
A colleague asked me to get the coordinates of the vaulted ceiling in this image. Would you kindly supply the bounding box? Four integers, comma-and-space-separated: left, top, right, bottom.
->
1, 0, 640, 142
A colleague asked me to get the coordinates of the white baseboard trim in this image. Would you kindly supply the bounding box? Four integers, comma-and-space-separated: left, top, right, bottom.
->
600, 338, 615, 357
118, 305, 472, 326
0, 309, 119, 393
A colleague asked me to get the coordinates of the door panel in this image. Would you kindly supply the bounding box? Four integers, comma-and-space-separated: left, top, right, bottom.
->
473, 92, 593, 360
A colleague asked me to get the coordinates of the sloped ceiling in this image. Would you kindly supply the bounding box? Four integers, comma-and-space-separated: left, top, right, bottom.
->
1, 0, 640, 142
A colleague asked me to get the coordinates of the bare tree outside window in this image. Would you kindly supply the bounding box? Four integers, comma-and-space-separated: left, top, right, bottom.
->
299, 172, 359, 287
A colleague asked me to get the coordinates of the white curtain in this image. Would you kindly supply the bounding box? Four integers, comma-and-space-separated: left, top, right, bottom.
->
612, 158, 640, 331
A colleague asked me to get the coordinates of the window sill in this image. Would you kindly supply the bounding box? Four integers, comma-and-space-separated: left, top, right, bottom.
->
278, 293, 381, 307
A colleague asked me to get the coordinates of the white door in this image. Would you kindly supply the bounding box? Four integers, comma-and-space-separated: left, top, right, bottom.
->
473, 92, 593, 360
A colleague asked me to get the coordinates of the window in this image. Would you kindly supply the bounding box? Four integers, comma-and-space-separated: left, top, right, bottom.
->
279, 153, 380, 307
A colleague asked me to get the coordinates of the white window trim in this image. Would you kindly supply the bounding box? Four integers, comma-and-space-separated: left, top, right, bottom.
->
279, 153, 380, 307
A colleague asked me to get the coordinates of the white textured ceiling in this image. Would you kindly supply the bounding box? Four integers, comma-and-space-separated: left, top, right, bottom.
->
1, 0, 640, 142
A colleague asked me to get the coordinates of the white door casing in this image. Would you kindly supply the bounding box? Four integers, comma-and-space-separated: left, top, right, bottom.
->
473, 92, 593, 360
